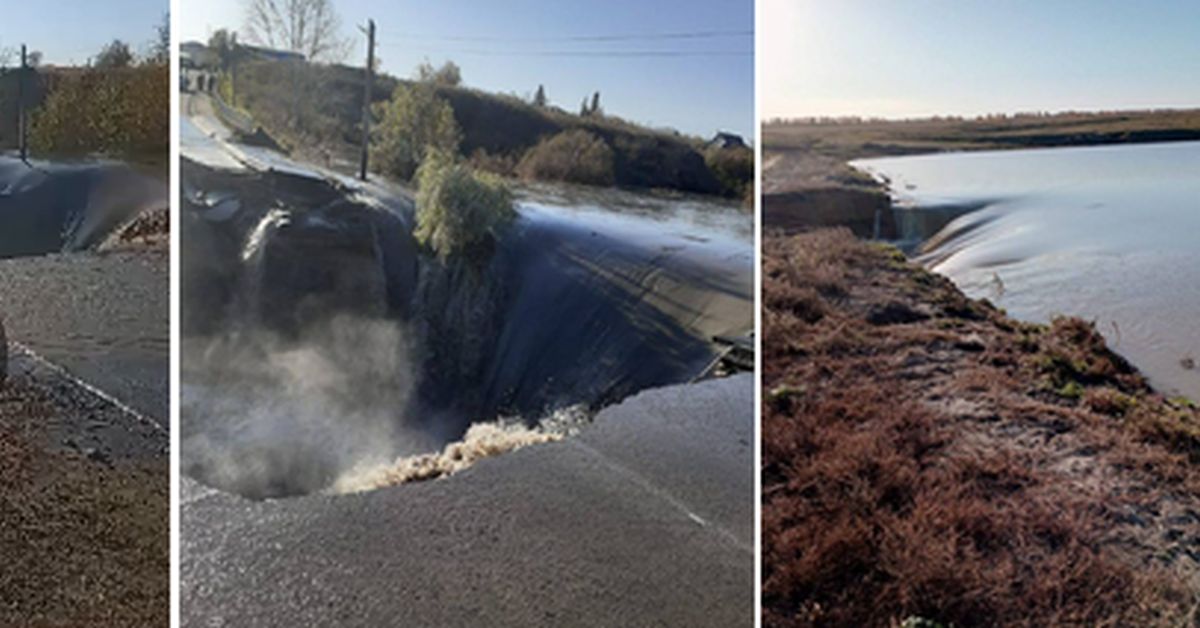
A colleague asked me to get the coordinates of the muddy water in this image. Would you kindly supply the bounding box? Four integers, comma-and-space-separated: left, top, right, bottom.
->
855, 141, 1200, 400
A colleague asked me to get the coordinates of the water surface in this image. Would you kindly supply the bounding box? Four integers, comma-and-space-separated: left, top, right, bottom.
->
855, 141, 1200, 400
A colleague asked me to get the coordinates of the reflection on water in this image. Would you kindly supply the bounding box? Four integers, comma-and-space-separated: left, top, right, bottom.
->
855, 141, 1200, 400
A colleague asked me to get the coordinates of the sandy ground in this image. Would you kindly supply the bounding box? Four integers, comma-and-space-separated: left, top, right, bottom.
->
183, 374, 754, 627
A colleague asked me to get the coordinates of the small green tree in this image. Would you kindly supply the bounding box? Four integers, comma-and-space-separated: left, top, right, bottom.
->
371, 83, 461, 181
415, 149, 515, 261
590, 91, 601, 116
533, 84, 547, 107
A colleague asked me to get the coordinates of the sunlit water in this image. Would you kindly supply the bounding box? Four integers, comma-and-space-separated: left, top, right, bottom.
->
854, 141, 1200, 400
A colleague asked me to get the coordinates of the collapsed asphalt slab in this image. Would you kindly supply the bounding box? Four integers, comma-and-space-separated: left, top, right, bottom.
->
182, 374, 754, 627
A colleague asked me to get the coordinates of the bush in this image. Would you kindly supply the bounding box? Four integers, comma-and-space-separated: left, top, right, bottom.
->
515, 129, 615, 186
372, 83, 461, 181
30, 65, 168, 159
415, 150, 515, 261
705, 145, 754, 199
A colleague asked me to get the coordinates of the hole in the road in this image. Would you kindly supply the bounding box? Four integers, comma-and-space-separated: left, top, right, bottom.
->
181, 161, 749, 499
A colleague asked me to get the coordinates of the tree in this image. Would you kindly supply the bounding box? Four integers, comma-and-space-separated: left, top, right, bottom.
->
580, 97, 589, 116
209, 29, 240, 70
416, 60, 461, 87
95, 40, 134, 68
371, 83, 461, 181
243, 0, 349, 62
26, 51, 42, 68
533, 84, 547, 108
151, 13, 170, 65
590, 91, 601, 116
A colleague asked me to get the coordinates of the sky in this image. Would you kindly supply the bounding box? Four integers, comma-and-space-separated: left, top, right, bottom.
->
763, 0, 1200, 119
179, 0, 754, 139
3, 1, 167, 66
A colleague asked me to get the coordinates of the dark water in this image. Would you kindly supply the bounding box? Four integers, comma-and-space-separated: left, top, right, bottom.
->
180, 159, 753, 497
855, 141, 1200, 400
0, 156, 167, 258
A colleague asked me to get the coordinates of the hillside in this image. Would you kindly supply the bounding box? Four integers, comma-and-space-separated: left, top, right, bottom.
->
220, 59, 750, 197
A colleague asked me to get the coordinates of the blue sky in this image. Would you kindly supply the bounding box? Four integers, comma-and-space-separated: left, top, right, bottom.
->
180, 0, 754, 139
763, 0, 1200, 119
4, 1, 167, 66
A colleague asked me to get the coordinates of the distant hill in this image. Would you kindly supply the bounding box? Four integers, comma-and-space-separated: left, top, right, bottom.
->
220, 58, 750, 197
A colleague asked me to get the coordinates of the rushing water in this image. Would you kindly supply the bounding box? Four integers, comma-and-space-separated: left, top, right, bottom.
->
854, 141, 1200, 401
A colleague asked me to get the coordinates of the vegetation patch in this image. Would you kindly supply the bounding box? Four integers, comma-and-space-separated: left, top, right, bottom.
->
762, 228, 1200, 627
30, 65, 168, 160
515, 129, 615, 186
372, 82, 461, 182
414, 150, 515, 261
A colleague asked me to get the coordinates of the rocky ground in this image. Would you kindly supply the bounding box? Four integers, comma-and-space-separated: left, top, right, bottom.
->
762, 229, 1200, 627
0, 342, 167, 626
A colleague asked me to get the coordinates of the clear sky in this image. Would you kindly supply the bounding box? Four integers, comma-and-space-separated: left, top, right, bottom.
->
763, 0, 1200, 119
3, 1, 167, 66
179, 0, 754, 139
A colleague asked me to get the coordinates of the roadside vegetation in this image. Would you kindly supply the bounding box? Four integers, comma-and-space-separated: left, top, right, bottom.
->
21, 18, 170, 162
213, 49, 751, 197
515, 129, 616, 186
762, 228, 1200, 627
414, 149, 515, 262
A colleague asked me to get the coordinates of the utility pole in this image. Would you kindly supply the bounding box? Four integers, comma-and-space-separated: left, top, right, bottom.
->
17, 44, 27, 161
358, 19, 375, 181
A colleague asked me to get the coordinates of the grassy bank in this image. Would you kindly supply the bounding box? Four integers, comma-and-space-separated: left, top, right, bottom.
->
762, 229, 1200, 626
220, 60, 751, 198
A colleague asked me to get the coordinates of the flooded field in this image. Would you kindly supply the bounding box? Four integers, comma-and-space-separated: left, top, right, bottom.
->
855, 141, 1200, 400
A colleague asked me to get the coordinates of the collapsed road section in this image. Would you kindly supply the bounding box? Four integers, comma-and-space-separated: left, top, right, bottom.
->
180, 89, 754, 626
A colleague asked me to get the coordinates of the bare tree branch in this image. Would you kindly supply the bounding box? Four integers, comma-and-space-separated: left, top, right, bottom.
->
242, 0, 349, 62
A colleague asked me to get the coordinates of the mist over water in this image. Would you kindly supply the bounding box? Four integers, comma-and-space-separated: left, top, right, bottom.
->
856, 141, 1200, 400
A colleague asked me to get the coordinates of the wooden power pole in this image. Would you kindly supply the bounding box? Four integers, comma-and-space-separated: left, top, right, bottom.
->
17, 44, 27, 161
359, 19, 375, 181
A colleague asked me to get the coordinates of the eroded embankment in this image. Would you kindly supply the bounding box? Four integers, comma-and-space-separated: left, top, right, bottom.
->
762, 229, 1200, 627
181, 158, 750, 499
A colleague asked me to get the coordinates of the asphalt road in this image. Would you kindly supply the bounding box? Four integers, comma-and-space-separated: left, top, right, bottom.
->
183, 374, 754, 627
0, 251, 169, 425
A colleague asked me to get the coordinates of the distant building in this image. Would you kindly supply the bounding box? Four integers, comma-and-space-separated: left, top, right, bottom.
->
242, 45, 306, 64
707, 132, 747, 150
180, 41, 215, 69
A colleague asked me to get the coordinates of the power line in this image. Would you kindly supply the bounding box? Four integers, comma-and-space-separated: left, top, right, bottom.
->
374, 29, 752, 44
374, 43, 751, 58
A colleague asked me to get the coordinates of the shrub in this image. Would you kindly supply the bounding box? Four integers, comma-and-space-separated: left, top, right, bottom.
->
515, 129, 615, 186
705, 145, 754, 199
30, 65, 168, 159
414, 150, 515, 261
371, 83, 461, 181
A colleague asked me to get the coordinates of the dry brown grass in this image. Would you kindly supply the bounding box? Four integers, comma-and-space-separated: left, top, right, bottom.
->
763, 229, 1200, 627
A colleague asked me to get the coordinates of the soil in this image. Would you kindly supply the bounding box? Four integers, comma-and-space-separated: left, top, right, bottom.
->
0, 355, 167, 626
762, 229, 1200, 627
